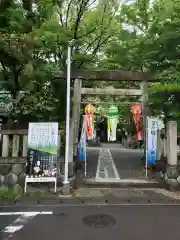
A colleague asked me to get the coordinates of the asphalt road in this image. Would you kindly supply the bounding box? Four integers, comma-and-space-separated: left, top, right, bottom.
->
1, 187, 180, 240
110, 148, 145, 179
77, 147, 147, 182
76, 148, 99, 182
0, 145, 177, 239
0, 216, 17, 231
1, 204, 180, 240
0, 215, 18, 240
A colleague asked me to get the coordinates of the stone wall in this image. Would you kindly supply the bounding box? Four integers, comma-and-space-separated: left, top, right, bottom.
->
158, 166, 180, 191
0, 130, 63, 190
0, 158, 26, 188
0, 158, 26, 187
0, 157, 75, 189
157, 155, 180, 191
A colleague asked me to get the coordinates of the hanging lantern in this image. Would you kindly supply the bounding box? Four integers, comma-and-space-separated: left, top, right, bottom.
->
107, 105, 119, 142
108, 105, 119, 118
131, 104, 142, 116
85, 104, 95, 115
84, 104, 95, 140
131, 103, 143, 141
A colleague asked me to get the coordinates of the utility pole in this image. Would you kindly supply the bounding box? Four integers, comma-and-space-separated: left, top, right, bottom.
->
62, 40, 75, 195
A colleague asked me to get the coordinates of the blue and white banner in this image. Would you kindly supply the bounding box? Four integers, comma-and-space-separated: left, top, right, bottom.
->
146, 117, 164, 165
78, 116, 86, 162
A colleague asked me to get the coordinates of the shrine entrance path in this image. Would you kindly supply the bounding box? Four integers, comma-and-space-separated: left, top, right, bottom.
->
76, 144, 158, 187
110, 148, 145, 180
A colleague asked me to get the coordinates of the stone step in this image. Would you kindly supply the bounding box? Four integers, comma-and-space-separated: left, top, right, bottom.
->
76, 179, 164, 189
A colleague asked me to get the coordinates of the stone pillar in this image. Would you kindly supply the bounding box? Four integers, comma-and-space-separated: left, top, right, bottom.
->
12, 135, 20, 157
164, 121, 179, 190
22, 135, 28, 157
167, 121, 177, 165
2, 135, 9, 157
62, 78, 81, 194
163, 137, 167, 158
72, 79, 82, 167
141, 81, 149, 165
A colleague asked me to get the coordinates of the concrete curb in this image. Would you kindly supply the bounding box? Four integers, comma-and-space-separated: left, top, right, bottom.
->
76, 180, 164, 189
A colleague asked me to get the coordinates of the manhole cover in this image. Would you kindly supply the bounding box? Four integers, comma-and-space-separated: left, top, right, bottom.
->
82, 214, 116, 228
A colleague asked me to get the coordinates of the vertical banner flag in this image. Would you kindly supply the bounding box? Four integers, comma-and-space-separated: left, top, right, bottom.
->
26, 122, 59, 178
85, 104, 95, 140
78, 116, 87, 162
146, 117, 164, 165
107, 105, 119, 141
131, 103, 143, 141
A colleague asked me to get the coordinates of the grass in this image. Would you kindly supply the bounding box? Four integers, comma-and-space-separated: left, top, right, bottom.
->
26, 191, 57, 199
0, 186, 73, 201
0, 187, 59, 202
0, 186, 23, 200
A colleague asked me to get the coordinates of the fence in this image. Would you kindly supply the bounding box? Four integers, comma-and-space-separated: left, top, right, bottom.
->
0, 129, 61, 158
0, 129, 62, 187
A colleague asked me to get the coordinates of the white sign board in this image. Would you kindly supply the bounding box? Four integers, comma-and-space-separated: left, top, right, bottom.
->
25, 122, 59, 193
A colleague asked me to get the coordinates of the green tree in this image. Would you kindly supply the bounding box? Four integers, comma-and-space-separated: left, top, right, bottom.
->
0, 0, 119, 122
97, 0, 180, 124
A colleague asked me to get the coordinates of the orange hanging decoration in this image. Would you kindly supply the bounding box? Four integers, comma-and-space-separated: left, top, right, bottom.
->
84, 104, 95, 140
131, 103, 143, 141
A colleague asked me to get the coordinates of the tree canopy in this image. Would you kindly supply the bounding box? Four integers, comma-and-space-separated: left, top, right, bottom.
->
0, 0, 180, 128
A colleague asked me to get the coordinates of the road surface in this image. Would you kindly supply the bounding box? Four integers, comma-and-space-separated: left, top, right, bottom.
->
76, 146, 152, 183
1, 199, 180, 240
1, 145, 178, 239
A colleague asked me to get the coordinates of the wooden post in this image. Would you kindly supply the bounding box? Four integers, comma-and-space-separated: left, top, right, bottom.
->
22, 135, 28, 157
2, 135, 9, 157
12, 135, 20, 157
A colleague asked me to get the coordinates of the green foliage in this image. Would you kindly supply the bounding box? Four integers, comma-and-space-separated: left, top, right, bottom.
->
0, 0, 118, 122
1, 0, 180, 125
0, 186, 23, 200
97, 0, 180, 123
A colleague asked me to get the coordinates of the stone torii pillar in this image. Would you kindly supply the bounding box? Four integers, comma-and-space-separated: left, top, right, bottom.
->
164, 121, 179, 190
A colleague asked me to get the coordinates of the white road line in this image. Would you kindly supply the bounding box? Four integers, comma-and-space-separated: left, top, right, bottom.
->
0, 211, 53, 216
1, 211, 53, 240
104, 166, 109, 178
95, 148, 101, 179
4, 225, 24, 233
95, 148, 120, 181
108, 149, 120, 179
2, 212, 37, 239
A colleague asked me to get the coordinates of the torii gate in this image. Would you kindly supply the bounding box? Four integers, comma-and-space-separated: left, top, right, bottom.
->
58, 69, 155, 190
